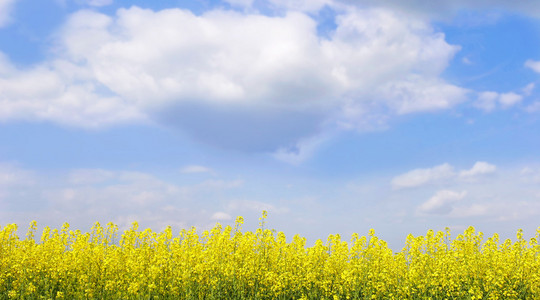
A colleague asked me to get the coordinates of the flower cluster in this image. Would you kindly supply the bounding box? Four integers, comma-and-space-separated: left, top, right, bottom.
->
1, 213, 539, 299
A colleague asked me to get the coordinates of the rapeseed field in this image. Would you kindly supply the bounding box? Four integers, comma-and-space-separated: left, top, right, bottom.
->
1, 211, 539, 299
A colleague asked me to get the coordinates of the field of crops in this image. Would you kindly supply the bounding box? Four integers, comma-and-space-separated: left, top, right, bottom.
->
1, 212, 539, 299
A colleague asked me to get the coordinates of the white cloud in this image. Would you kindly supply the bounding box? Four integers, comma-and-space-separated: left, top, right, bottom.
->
377, 76, 467, 114
0, 163, 35, 187
0, 0, 16, 28
499, 92, 523, 108
86, 0, 113, 6
222, 0, 254, 8
210, 211, 233, 221
68, 169, 115, 185
522, 83, 535, 97
474, 91, 498, 112
525, 59, 540, 73
520, 166, 534, 175
0, 55, 147, 127
417, 190, 467, 215
392, 161, 497, 189
226, 199, 289, 214
194, 179, 244, 190
180, 165, 214, 174
450, 204, 488, 218
0, 167, 252, 232
459, 161, 496, 177
392, 163, 455, 189
526, 101, 540, 113
267, 0, 332, 12
474, 91, 523, 112
0, 5, 465, 159
520, 166, 540, 183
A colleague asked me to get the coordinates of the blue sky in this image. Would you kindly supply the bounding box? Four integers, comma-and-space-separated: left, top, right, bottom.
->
1, 0, 540, 250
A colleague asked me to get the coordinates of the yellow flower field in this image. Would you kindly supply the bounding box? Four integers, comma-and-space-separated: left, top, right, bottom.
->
1, 212, 539, 299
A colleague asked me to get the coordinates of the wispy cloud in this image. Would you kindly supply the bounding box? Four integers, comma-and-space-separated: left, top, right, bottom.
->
0, 0, 17, 28
417, 190, 467, 215
459, 162, 496, 177
391, 163, 455, 189
180, 165, 215, 175
85, 0, 113, 6
0, 164, 251, 231
525, 59, 540, 73
0, 164, 32, 186
392, 161, 498, 189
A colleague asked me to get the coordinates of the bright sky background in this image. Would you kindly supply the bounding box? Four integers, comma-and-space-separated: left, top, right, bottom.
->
1, 0, 540, 250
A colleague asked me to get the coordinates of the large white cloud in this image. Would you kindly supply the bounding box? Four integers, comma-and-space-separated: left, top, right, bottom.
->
0, 51, 147, 127
0, 5, 466, 154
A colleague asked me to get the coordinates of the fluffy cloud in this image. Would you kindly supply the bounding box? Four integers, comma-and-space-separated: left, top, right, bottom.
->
460, 161, 496, 177
0, 5, 465, 156
474, 91, 498, 112
525, 59, 540, 73
0, 52, 147, 127
499, 92, 523, 108
417, 190, 467, 215
474, 91, 523, 112
392, 163, 455, 189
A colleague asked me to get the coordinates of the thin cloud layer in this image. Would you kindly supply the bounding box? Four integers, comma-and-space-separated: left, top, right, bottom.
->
0, 166, 253, 231
392, 161, 497, 189
180, 165, 214, 174
0, 163, 35, 187
337, 0, 540, 19
86, 0, 113, 6
0, 0, 16, 27
1, 161, 540, 249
